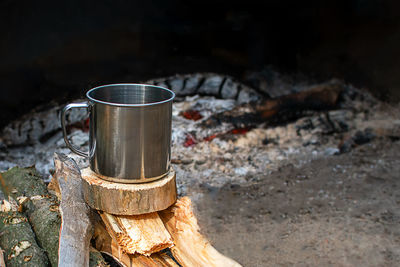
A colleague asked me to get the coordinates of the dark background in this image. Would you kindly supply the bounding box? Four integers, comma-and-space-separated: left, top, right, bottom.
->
1, 0, 399, 128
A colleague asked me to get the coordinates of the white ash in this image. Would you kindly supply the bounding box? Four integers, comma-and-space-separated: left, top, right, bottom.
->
172, 95, 236, 145
197, 75, 224, 96
221, 78, 240, 99
0, 102, 88, 146
178, 74, 203, 95
147, 72, 262, 104
236, 86, 262, 104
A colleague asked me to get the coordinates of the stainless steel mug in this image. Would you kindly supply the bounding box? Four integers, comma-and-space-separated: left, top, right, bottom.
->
61, 84, 175, 183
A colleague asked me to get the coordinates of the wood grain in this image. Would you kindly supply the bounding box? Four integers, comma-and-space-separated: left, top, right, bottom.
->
81, 168, 177, 215
54, 153, 93, 267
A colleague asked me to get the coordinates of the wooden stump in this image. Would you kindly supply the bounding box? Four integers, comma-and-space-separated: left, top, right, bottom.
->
81, 168, 177, 215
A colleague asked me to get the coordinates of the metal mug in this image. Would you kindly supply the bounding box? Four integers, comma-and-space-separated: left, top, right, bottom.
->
61, 83, 175, 183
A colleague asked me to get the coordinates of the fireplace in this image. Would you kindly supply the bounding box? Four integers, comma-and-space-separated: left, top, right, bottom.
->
1, 1, 400, 266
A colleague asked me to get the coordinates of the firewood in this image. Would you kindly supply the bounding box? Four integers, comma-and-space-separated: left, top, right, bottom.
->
0, 167, 61, 266
0, 199, 49, 266
255, 80, 344, 120
202, 80, 344, 129
100, 211, 173, 256
93, 220, 178, 267
0, 165, 107, 267
52, 153, 108, 267
51, 155, 239, 266
54, 153, 95, 267
93, 197, 241, 266
81, 167, 177, 215
159, 197, 242, 267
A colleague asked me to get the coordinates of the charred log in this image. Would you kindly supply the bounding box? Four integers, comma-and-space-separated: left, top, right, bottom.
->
202, 80, 345, 129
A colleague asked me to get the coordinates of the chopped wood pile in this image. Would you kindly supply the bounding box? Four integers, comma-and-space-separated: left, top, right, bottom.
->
0, 153, 241, 266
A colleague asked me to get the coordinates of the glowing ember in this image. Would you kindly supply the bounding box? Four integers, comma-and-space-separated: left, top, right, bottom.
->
181, 110, 203, 121
183, 133, 197, 147
230, 128, 250, 135
203, 134, 217, 142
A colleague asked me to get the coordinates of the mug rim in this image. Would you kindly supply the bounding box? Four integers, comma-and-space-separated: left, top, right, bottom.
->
86, 83, 175, 107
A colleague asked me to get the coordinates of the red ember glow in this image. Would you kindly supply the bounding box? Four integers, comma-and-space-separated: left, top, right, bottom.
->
230, 128, 250, 135
181, 110, 203, 121
184, 133, 197, 147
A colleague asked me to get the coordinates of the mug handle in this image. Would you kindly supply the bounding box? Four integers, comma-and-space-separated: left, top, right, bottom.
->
60, 102, 89, 158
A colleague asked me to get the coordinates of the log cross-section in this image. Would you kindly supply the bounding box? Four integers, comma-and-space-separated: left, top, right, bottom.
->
81, 167, 177, 215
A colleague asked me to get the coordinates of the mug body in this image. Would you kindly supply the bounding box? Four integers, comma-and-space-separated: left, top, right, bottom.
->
87, 84, 174, 183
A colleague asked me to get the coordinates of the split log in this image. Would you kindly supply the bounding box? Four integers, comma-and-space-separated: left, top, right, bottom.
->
81, 168, 177, 215
0, 167, 61, 267
93, 220, 178, 267
54, 153, 94, 267
0, 199, 49, 266
100, 212, 173, 255
159, 197, 241, 267
51, 153, 108, 267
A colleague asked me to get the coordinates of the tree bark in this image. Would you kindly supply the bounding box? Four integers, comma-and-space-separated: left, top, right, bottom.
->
0, 165, 107, 267
0, 207, 49, 266
0, 167, 61, 267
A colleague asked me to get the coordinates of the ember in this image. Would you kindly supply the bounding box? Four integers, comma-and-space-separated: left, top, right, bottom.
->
203, 134, 217, 142
183, 133, 197, 147
229, 128, 250, 135
203, 128, 250, 142
181, 110, 203, 121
